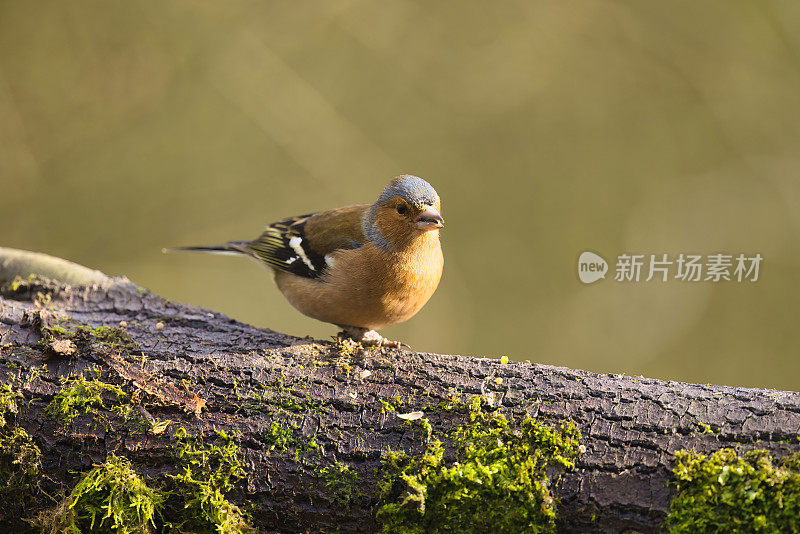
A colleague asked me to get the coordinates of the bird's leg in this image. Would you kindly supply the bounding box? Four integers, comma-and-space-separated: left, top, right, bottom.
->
337, 326, 409, 349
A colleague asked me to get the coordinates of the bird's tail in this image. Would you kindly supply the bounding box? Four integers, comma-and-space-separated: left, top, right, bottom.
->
162, 241, 250, 256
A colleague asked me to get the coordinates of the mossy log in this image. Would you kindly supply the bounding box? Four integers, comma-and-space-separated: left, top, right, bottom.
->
0, 248, 799, 533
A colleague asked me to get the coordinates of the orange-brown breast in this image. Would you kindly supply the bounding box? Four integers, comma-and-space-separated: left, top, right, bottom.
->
273, 231, 443, 330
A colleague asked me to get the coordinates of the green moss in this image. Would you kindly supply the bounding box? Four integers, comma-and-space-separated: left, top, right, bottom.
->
44, 324, 74, 340
401, 414, 434, 444
46, 369, 125, 425
0, 426, 41, 488
268, 395, 316, 414
41, 323, 137, 353
0, 385, 41, 491
434, 391, 465, 412
0, 384, 19, 428
258, 413, 319, 460
33, 290, 52, 307
3, 274, 46, 293
466, 395, 482, 419
331, 337, 361, 375
169, 428, 252, 533
263, 420, 296, 452
380, 399, 397, 414
36, 429, 254, 533
667, 448, 800, 533
46, 368, 147, 431
379, 396, 405, 414
333, 336, 360, 358
415, 417, 433, 443
317, 463, 361, 506
290, 431, 321, 463
80, 325, 137, 351
9, 275, 28, 292
376, 404, 582, 534
234, 375, 323, 416
37, 454, 163, 534
295, 435, 319, 458
697, 422, 714, 435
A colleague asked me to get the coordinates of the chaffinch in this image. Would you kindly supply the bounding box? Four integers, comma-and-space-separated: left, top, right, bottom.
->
169, 175, 444, 347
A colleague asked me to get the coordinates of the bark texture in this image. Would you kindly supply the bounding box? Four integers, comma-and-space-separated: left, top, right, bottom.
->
0, 249, 799, 533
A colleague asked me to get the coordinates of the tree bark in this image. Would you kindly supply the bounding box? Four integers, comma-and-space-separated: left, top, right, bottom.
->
0, 248, 798, 533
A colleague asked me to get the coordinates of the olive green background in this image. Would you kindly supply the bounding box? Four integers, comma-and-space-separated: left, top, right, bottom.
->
2, 2, 799, 390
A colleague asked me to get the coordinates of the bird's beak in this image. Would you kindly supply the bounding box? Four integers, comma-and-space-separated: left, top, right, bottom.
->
415, 207, 444, 230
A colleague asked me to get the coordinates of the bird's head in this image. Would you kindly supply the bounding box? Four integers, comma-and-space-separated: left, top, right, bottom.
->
365, 175, 443, 249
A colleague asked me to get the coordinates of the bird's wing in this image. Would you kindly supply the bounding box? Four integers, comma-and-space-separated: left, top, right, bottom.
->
246, 204, 369, 279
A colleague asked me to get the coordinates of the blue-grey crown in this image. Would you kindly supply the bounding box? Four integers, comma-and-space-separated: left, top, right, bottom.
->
376, 175, 439, 208
363, 175, 439, 250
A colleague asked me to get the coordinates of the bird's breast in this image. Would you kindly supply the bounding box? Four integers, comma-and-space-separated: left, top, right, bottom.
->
375, 243, 443, 318
274, 235, 443, 330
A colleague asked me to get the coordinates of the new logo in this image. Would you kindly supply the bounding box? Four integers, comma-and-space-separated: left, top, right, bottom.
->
578, 251, 608, 284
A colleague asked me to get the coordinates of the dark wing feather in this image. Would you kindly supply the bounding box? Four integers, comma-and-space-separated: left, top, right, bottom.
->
246, 205, 368, 279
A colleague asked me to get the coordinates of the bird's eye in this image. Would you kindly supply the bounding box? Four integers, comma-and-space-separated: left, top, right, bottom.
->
396, 204, 407, 215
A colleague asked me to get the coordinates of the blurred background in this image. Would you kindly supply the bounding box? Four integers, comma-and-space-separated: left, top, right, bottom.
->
2, 1, 799, 390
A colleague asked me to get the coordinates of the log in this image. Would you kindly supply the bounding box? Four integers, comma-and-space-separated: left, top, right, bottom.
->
0, 247, 798, 533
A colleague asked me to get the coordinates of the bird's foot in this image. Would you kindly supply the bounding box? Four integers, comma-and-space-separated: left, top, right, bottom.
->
337, 326, 409, 349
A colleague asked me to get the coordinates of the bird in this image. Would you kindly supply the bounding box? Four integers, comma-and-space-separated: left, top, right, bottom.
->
166, 175, 444, 347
